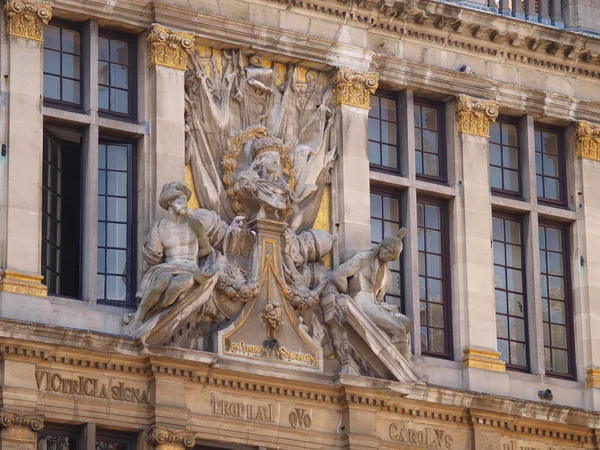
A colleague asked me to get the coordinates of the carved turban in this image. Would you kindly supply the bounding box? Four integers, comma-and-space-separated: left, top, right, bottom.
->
158, 181, 192, 211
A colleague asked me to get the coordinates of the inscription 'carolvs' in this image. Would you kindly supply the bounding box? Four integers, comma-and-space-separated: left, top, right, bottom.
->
389, 423, 453, 449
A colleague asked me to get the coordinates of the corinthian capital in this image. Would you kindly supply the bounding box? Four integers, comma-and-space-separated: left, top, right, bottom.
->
5, 0, 53, 41
0, 410, 44, 432
146, 426, 196, 449
576, 121, 600, 161
456, 94, 499, 138
331, 67, 379, 109
147, 24, 194, 71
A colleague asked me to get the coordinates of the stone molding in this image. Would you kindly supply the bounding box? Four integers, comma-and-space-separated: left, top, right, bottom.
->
586, 367, 600, 389
146, 426, 196, 449
0, 270, 47, 297
331, 67, 379, 109
461, 347, 506, 372
147, 24, 194, 71
0, 410, 44, 432
576, 121, 600, 161
4, 0, 53, 41
456, 95, 499, 138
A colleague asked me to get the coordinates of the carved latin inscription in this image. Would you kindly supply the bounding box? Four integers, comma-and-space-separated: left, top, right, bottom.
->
211, 398, 276, 422
456, 94, 499, 138
389, 423, 454, 448
224, 339, 316, 365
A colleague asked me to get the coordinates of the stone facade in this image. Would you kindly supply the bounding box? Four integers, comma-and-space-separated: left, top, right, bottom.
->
1, 0, 600, 449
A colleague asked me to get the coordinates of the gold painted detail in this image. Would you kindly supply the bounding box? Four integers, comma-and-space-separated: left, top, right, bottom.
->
586, 367, 600, 389
147, 24, 194, 70
0, 410, 44, 432
462, 347, 506, 373
313, 185, 332, 268
5, 0, 52, 41
0, 269, 47, 297
576, 121, 600, 161
456, 94, 499, 137
184, 164, 200, 209
146, 426, 196, 449
331, 67, 379, 109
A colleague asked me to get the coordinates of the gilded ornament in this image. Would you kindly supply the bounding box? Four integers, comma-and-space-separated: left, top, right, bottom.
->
331, 67, 379, 109
0, 410, 44, 432
576, 121, 600, 162
0, 270, 47, 297
461, 347, 506, 372
4, 0, 53, 41
146, 426, 196, 449
586, 367, 600, 389
456, 94, 498, 137
147, 24, 194, 71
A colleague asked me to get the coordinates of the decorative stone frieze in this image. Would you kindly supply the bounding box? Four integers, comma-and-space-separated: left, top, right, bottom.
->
456, 95, 499, 138
147, 24, 194, 71
576, 121, 600, 161
4, 0, 53, 41
331, 67, 379, 109
0, 270, 47, 297
0, 410, 44, 432
586, 367, 600, 389
462, 347, 506, 373
146, 426, 196, 449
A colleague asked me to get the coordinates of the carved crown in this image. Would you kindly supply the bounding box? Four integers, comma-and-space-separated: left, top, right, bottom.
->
251, 136, 285, 159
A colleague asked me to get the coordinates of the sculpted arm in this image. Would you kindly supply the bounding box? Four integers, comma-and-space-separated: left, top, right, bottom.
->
188, 213, 212, 259
330, 254, 363, 294
142, 221, 164, 267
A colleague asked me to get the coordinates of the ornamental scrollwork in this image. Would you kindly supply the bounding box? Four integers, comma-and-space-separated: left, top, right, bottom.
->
146, 427, 195, 449
147, 23, 194, 71
4, 0, 53, 41
456, 94, 499, 138
576, 121, 600, 162
0, 410, 44, 432
331, 67, 379, 109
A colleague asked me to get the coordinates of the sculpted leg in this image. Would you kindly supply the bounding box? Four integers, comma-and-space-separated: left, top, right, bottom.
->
161, 273, 195, 307
127, 273, 171, 332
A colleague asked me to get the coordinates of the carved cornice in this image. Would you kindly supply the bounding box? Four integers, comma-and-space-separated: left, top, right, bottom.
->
331, 67, 379, 109
576, 121, 600, 162
146, 427, 196, 449
456, 95, 499, 138
0, 410, 44, 432
4, 0, 53, 41
0, 270, 47, 297
147, 24, 194, 71
462, 347, 505, 372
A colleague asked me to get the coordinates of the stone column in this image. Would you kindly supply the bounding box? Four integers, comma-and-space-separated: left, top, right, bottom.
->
0, 410, 44, 450
331, 67, 378, 262
453, 95, 507, 392
146, 426, 195, 450
145, 24, 193, 223
0, 0, 52, 297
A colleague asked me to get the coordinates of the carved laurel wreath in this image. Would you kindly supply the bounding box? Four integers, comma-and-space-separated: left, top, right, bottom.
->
222, 125, 297, 218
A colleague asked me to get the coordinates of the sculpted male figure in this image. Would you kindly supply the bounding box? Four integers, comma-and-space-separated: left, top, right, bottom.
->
330, 229, 412, 360
125, 182, 214, 334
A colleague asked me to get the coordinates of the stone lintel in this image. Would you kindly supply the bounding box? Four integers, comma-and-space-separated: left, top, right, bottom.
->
0, 270, 47, 297
576, 121, 600, 161
331, 67, 379, 109
147, 23, 194, 71
462, 347, 506, 373
456, 94, 499, 138
586, 367, 600, 389
4, 0, 53, 41
0, 410, 44, 432
146, 426, 196, 450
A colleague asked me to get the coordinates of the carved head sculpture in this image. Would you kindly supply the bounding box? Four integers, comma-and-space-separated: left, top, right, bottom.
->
373, 228, 407, 263
159, 181, 192, 212
250, 136, 286, 181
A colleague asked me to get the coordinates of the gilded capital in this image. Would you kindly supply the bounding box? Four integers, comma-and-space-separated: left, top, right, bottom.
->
576, 121, 600, 161
0, 270, 47, 297
146, 426, 196, 449
0, 410, 44, 432
456, 94, 499, 138
4, 0, 53, 41
147, 24, 194, 71
331, 67, 379, 109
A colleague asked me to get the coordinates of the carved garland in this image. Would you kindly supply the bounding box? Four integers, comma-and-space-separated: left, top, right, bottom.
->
147, 24, 194, 71
4, 0, 53, 41
576, 121, 600, 162
146, 427, 196, 449
0, 410, 44, 432
331, 67, 379, 109
456, 94, 499, 138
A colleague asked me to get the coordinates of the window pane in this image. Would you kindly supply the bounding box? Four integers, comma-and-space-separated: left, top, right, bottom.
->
110, 39, 129, 64
422, 107, 438, 129
98, 37, 110, 60
368, 118, 380, 141
381, 121, 396, 145
99, 61, 110, 85
110, 88, 129, 114
44, 74, 61, 100
107, 197, 127, 222
99, 86, 110, 110
111, 64, 129, 89
44, 49, 61, 75
490, 143, 502, 166
107, 249, 127, 274
422, 130, 438, 154
380, 97, 396, 121
106, 275, 127, 300
381, 144, 397, 168
62, 79, 80, 104
45, 25, 61, 50
423, 154, 440, 177
107, 222, 127, 248
107, 172, 127, 196
62, 29, 80, 54
502, 123, 518, 146
62, 54, 80, 79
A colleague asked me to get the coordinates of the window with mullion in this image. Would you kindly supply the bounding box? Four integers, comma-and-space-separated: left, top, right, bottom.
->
368, 94, 399, 170
38, 425, 79, 450
539, 223, 574, 378
96, 431, 136, 450
43, 23, 82, 106
418, 199, 451, 357
414, 100, 445, 181
98, 33, 135, 118
370, 191, 403, 309
97, 141, 136, 306
490, 120, 520, 195
42, 134, 62, 294
535, 127, 565, 204
492, 215, 529, 370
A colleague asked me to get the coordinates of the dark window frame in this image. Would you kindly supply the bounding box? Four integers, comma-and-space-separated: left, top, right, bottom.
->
98, 29, 137, 121
414, 98, 447, 184
368, 91, 402, 174
43, 20, 84, 111
96, 429, 137, 450
489, 116, 522, 198
538, 221, 575, 379
96, 138, 137, 307
492, 211, 530, 372
38, 423, 80, 450
417, 195, 453, 359
534, 124, 567, 207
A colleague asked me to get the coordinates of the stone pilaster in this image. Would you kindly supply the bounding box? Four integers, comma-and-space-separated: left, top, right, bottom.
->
0, 410, 44, 450
146, 427, 195, 450
4, 0, 52, 41
331, 67, 378, 261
